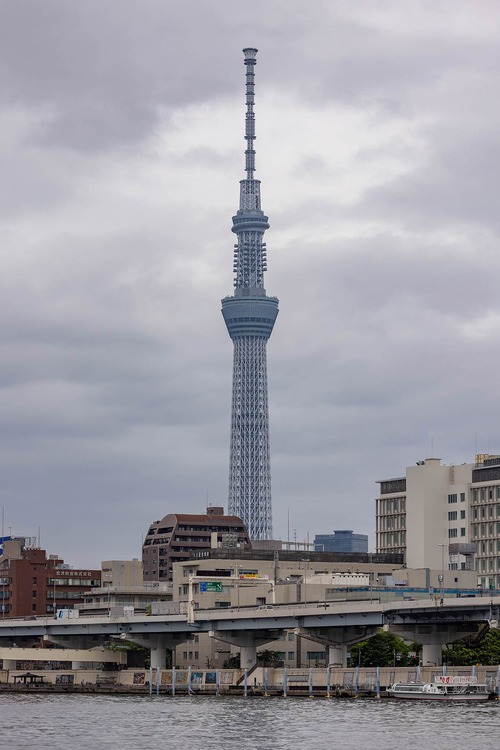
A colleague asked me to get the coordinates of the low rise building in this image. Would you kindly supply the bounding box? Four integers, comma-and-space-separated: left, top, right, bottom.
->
77, 559, 172, 616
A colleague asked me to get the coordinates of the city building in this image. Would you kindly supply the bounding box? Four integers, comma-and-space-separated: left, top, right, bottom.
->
221, 48, 279, 541
315, 530, 368, 553
0, 538, 100, 618
101, 559, 143, 588
376, 453, 500, 589
142, 506, 250, 582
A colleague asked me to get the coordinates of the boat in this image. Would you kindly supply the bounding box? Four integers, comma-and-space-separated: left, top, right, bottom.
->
387, 675, 490, 701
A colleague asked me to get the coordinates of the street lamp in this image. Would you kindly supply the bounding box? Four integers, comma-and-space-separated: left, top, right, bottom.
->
438, 544, 447, 603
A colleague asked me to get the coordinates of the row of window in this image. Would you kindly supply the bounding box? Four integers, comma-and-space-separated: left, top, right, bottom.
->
448, 528, 466, 538
476, 540, 500, 554
471, 523, 500, 538
47, 578, 99, 586
478, 558, 500, 572
472, 505, 500, 520
378, 515, 406, 531
471, 487, 500, 502
377, 531, 406, 547
378, 497, 406, 514
447, 493, 466, 503
448, 510, 466, 521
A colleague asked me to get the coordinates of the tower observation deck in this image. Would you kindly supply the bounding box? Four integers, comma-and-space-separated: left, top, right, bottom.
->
221, 48, 279, 541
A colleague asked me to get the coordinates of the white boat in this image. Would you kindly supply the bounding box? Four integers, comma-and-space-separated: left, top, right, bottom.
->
388, 675, 490, 701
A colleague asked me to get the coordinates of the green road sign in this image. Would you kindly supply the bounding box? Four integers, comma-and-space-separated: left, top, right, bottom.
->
205, 582, 222, 592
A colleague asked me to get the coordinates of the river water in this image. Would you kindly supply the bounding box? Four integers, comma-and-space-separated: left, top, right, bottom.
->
1, 694, 499, 750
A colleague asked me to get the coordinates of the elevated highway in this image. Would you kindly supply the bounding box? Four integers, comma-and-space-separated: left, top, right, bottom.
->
0, 596, 498, 668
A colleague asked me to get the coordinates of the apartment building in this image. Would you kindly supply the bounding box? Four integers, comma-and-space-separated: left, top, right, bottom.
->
0, 538, 100, 618
142, 506, 250, 582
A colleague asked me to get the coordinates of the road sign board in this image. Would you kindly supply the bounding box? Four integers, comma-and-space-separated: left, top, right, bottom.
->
200, 582, 222, 593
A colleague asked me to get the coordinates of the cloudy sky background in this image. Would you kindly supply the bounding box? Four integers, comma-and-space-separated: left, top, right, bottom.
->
1, 0, 500, 566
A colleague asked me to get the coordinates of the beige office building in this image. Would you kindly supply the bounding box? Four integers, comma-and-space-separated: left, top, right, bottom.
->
376, 453, 500, 589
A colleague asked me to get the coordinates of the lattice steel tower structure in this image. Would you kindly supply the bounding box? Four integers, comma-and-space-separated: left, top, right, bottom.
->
221, 48, 279, 541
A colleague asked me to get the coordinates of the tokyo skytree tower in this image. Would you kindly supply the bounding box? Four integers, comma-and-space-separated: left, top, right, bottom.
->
221, 48, 279, 540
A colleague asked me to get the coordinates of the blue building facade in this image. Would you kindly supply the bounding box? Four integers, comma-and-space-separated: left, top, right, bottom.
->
314, 530, 368, 554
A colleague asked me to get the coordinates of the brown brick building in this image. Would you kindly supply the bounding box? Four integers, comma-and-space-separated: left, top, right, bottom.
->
0, 538, 100, 618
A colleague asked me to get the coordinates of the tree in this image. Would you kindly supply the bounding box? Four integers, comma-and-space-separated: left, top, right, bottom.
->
257, 649, 284, 667
349, 632, 415, 667
223, 654, 241, 669
444, 629, 500, 666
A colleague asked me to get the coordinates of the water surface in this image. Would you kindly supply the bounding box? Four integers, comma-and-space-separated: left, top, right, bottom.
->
1, 694, 498, 750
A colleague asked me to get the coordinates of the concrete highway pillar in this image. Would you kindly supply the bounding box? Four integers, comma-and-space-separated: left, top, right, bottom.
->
328, 643, 348, 668
240, 640, 257, 670
421, 642, 442, 667
208, 630, 275, 669
149, 636, 168, 670
297, 627, 377, 668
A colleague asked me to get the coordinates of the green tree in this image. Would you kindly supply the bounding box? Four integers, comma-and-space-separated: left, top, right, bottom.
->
444, 629, 500, 666
223, 654, 241, 669
349, 632, 415, 667
257, 649, 285, 667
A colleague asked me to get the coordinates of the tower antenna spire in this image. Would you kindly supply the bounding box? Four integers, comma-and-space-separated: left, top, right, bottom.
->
243, 47, 257, 179
221, 49, 279, 541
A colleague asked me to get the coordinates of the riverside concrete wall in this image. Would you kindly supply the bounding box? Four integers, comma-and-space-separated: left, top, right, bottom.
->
1, 664, 498, 693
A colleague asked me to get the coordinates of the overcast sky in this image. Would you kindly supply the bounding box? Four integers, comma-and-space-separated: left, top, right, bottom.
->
1, 0, 500, 567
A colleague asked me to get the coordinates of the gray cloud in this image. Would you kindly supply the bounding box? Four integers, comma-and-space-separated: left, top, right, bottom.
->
1, 0, 499, 563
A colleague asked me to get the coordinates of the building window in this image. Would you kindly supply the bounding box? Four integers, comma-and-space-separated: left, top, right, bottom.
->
32, 590, 37, 598
460, 510, 466, 519
287, 632, 295, 641
448, 494, 457, 504
460, 492, 465, 502
448, 528, 458, 538
307, 651, 325, 664
460, 528, 466, 537
32, 577, 37, 584
448, 511, 457, 521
